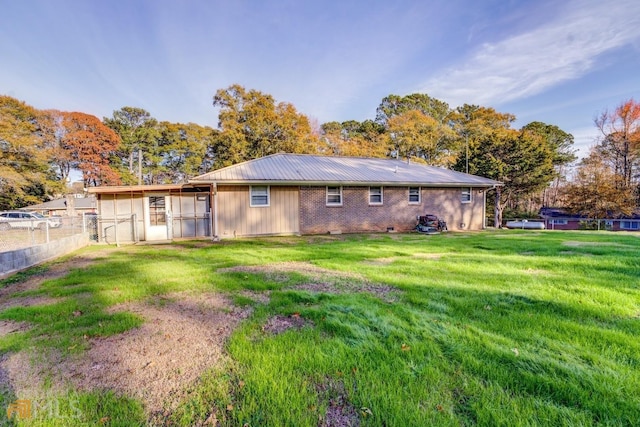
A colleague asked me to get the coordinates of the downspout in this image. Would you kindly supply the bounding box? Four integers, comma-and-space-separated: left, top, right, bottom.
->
212, 182, 220, 241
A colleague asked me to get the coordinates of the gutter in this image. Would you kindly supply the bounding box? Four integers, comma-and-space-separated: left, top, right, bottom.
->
188, 179, 501, 188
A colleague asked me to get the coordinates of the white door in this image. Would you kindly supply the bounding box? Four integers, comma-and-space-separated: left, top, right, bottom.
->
144, 195, 170, 241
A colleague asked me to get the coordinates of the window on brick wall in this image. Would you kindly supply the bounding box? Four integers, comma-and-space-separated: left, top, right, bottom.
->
369, 186, 383, 205
408, 187, 420, 204
250, 185, 270, 207
326, 186, 342, 206
461, 187, 471, 203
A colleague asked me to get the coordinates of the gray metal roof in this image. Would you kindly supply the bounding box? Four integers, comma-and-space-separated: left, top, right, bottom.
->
190, 153, 501, 187
25, 196, 96, 210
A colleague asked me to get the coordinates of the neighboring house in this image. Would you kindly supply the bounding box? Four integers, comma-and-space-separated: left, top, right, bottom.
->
89, 154, 501, 242
24, 195, 97, 216
539, 207, 640, 231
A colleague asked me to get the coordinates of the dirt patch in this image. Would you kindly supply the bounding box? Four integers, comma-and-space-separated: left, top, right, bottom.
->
220, 262, 364, 281
262, 314, 313, 335
0, 320, 31, 337
317, 378, 360, 427
0, 248, 112, 298
238, 290, 271, 305
1, 292, 252, 418
221, 262, 399, 302
0, 295, 61, 312
412, 253, 443, 260
293, 282, 398, 303
362, 257, 396, 266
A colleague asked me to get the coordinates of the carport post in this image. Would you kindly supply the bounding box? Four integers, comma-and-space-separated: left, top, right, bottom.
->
114, 215, 120, 247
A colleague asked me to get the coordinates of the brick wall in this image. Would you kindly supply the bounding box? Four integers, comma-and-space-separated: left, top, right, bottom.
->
299, 186, 486, 234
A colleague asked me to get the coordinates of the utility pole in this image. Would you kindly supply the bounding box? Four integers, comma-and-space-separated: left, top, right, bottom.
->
465, 135, 469, 174
138, 149, 142, 185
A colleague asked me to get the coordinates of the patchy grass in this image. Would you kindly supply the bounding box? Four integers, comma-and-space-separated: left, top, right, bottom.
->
0, 231, 639, 426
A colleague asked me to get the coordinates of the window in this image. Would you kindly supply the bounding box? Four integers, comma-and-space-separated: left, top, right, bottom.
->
621, 221, 639, 230
550, 219, 568, 225
408, 187, 421, 204
326, 186, 342, 206
369, 186, 383, 205
461, 187, 471, 203
250, 186, 270, 207
149, 196, 166, 225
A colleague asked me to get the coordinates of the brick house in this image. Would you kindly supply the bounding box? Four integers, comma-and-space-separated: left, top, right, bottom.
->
90, 154, 500, 242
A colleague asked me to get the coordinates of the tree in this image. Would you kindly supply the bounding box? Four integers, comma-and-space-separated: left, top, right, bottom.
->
103, 107, 159, 184
376, 93, 451, 125
62, 112, 122, 186
384, 110, 456, 166
594, 99, 640, 188
450, 105, 559, 224
320, 120, 387, 157
0, 96, 63, 209
212, 85, 319, 165
157, 122, 218, 183
39, 109, 74, 182
565, 148, 635, 218
521, 121, 576, 207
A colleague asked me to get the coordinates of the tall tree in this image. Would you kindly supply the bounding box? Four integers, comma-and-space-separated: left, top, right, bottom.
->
0, 96, 62, 209
320, 120, 387, 157
450, 105, 558, 224
103, 107, 159, 184
39, 109, 74, 182
62, 112, 122, 187
384, 110, 456, 166
376, 93, 451, 125
521, 121, 576, 207
212, 84, 319, 165
157, 121, 218, 183
565, 148, 635, 218
594, 99, 640, 189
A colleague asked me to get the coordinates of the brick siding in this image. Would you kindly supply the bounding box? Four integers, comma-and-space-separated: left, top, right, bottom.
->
299, 186, 486, 234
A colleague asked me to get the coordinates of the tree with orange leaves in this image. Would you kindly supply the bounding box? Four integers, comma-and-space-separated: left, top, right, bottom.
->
595, 99, 640, 189
61, 112, 122, 186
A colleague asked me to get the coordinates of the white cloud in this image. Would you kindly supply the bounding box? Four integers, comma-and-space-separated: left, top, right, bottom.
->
420, 0, 640, 107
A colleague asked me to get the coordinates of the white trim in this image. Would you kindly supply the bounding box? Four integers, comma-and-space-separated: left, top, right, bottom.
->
369, 186, 383, 205
250, 185, 270, 207
408, 186, 421, 204
326, 186, 343, 206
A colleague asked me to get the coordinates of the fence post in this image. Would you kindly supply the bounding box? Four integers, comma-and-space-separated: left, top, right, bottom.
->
45, 221, 50, 243
166, 211, 173, 240
82, 213, 86, 234
132, 214, 139, 243
114, 215, 120, 247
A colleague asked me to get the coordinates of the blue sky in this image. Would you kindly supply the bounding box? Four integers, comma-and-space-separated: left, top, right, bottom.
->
2, 0, 639, 157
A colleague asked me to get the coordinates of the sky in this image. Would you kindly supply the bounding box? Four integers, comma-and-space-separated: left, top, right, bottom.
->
2, 0, 640, 158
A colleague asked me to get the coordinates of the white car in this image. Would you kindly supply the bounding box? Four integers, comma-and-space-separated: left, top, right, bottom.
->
0, 211, 62, 230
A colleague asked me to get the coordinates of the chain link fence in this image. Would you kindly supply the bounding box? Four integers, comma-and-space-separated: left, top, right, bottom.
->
87, 214, 139, 245
0, 215, 90, 253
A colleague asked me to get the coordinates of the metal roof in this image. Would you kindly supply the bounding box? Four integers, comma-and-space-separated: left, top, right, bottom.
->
25, 196, 96, 210
190, 153, 501, 187
88, 184, 201, 194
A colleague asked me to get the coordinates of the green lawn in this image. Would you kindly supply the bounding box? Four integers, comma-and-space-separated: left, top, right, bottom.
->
1, 231, 639, 426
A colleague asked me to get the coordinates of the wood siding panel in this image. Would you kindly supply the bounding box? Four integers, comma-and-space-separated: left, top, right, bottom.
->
218, 186, 299, 237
